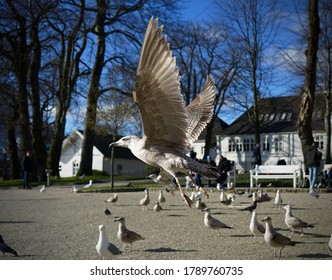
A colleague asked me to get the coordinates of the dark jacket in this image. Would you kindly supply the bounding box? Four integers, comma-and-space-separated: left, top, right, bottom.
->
23, 155, 34, 172
306, 145, 322, 167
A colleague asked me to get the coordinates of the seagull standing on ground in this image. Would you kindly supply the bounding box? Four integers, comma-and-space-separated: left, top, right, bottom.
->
202, 208, 233, 236
262, 216, 295, 259
153, 201, 163, 212
96, 225, 121, 259
40, 185, 46, 193
158, 190, 166, 204
72, 185, 80, 193
0, 234, 18, 257
109, 17, 217, 208
105, 193, 118, 205
84, 180, 93, 188
239, 200, 258, 212
139, 189, 150, 211
274, 189, 283, 209
114, 217, 144, 252
249, 211, 265, 243
283, 204, 314, 237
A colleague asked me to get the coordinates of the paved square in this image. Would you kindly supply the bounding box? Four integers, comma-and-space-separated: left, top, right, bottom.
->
0, 187, 331, 260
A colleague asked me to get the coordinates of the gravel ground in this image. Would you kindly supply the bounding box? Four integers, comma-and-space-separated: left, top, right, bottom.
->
0, 186, 332, 260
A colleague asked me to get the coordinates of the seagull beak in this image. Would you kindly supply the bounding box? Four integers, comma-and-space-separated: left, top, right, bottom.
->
199, 187, 209, 199
109, 142, 116, 147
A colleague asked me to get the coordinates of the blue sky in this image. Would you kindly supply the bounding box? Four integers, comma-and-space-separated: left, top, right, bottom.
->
179, 0, 215, 21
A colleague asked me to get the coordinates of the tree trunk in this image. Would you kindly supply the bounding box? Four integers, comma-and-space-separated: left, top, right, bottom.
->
77, 0, 107, 176
7, 125, 20, 179
29, 19, 47, 182
297, 0, 320, 167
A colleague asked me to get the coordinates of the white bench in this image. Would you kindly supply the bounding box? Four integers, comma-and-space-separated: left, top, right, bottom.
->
227, 164, 236, 188
250, 164, 302, 188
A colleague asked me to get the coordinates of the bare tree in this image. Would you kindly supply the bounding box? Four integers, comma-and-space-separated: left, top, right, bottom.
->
297, 0, 320, 165
316, 0, 332, 163
46, 0, 88, 177
215, 0, 283, 144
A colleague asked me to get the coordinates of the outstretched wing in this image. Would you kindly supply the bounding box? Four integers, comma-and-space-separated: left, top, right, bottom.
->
185, 76, 215, 145
134, 17, 189, 149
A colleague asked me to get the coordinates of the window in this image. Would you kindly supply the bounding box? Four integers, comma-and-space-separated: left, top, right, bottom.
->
72, 161, 79, 176
243, 139, 255, 151
314, 135, 324, 150
236, 138, 243, 151
274, 136, 283, 151
262, 136, 270, 151
228, 139, 235, 152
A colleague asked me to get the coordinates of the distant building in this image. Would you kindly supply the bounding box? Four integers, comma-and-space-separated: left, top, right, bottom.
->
59, 130, 146, 177
215, 95, 328, 171
190, 117, 229, 160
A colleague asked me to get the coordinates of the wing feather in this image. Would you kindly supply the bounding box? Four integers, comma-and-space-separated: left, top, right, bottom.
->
135, 17, 189, 148
185, 76, 215, 145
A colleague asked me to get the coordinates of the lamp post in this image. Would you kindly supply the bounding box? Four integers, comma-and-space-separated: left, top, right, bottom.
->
45, 169, 53, 186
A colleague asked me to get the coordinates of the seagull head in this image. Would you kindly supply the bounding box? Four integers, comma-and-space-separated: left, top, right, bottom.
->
114, 217, 125, 223
201, 208, 211, 213
109, 136, 140, 149
262, 216, 272, 223
99, 225, 105, 231
283, 204, 290, 211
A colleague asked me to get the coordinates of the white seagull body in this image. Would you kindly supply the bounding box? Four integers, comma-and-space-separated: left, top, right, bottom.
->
249, 211, 265, 242
109, 17, 217, 208
40, 185, 46, 193
96, 225, 121, 259
139, 189, 150, 211
158, 190, 166, 204
84, 180, 93, 188
274, 189, 283, 209
105, 193, 118, 204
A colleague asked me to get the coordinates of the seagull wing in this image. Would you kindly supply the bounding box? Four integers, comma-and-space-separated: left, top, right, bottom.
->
185, 76, 215, 145
135, 17, 188, 148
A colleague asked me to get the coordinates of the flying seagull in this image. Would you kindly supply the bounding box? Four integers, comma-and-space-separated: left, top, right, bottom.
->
0, 234, 18, 257
95, 225, 121, 259
262, 216, 295, 259
109, 17, 217, 208
283, 204, 314, 237
114, 217, 144, 252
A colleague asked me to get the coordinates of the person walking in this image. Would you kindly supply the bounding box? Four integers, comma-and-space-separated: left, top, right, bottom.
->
22, 151, 34, 189
306, 142, 322, 198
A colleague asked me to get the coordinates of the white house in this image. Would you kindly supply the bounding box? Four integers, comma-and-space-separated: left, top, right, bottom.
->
59, 130, 147, 177
189, 117, 229, 160
215, 95, 329, 172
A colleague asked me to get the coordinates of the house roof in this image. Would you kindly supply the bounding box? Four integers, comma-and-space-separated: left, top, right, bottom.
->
221, 95, 325, 136
197, 117, 229, 143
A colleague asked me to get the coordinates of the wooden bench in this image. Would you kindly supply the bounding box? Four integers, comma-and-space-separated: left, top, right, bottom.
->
250, 164, 302, 188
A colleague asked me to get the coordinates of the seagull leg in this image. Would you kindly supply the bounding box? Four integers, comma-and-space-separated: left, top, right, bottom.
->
188, 172, 209, 198
173, 176, 192, 208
